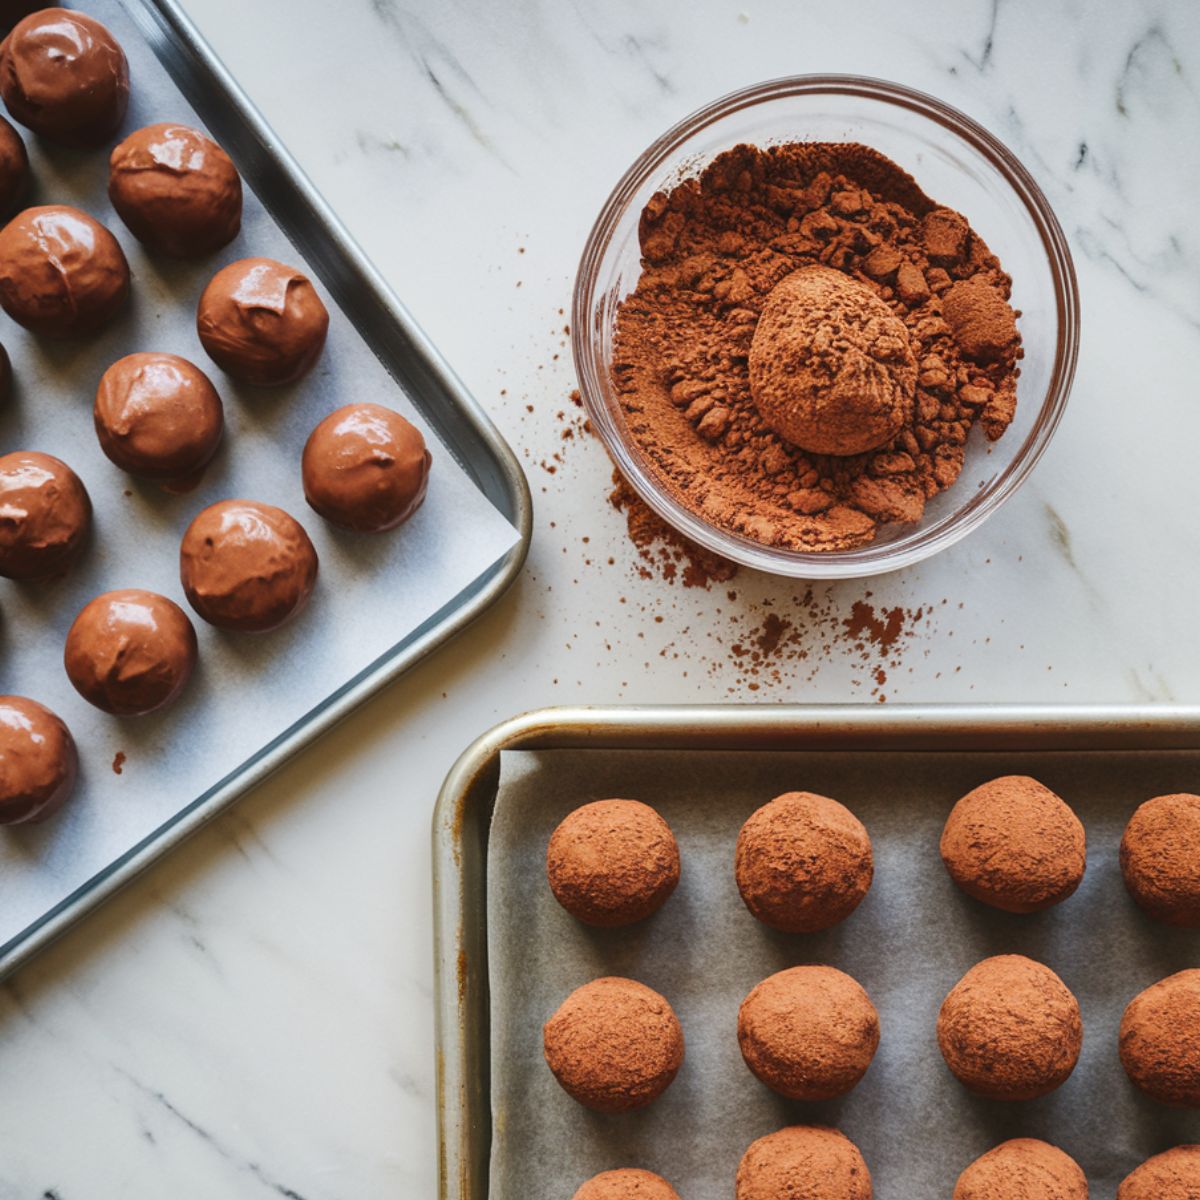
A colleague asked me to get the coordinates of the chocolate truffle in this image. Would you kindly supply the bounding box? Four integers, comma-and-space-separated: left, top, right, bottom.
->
0, 450, 90, 579
196, 257, 329, 386
572, 1170, 680, 1200
1119, 1146, 1200, 1199
94, 352, 223, 483
1120, 970, 1200, 1107
940, 775, 1086, 913
64, 589, 197, 716
1120, 793, 1200, 927
546, 799, 680, 927
954, 1139, 1086, 1200
302, 403, 431, 533
738, 965, 879, 1101
108, 122, 241, 258
0, 205, 129, 337
0, 9, 128, 148
0, 694, 76, 823
736, 1126, 871, 1200
938, 955, 1082, 1101
179, 499, 318, 633
543, 977, 684, 1113
0, 113, 27, 214
735, 791, 873, 933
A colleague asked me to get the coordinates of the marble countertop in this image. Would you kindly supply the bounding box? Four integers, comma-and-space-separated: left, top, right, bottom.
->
2, 0, 1197, 1195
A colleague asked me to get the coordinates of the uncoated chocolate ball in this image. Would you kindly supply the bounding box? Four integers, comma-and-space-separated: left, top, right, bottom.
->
954, 1139, 1086, 1200
1119, 1145, 1200, 1198
572, 1170, 680, 1200
937, 955, 1082, 1101
736, 1126, 872, 1200
940, 775, 1086, 913
546, 799, 680, 927
735, 791, 873, 933
1120, 793, 1200, 927
1120, 970, 1200, 1107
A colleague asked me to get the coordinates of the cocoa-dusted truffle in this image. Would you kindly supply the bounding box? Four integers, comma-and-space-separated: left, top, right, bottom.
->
738, 965, 879, 1101
937, 954, 1082, 1101
735, 791, 873, 933
1119, 1145, 1200, 1199
954, 1139, 1086, 1200
197, 257, 329, 386
546, 799, 679, 927
94, 352, 223, 483
0, 695, 77, 823
573, 1170, 680, 1200
64, 589, 197, 716
736, 1126, 871, 1200
0, 205, 129, 337
0, 114, 27, 214
543, 977, 683, 1113
0, 9, 128, 148
302, 403, 431, 533
108, 122, 241, 257
1120, 970, 1200, 1107
1120, 793, 1200, 927
179, 499, 318, 633
940, 775, 1086, 913
0, 450, 90, 579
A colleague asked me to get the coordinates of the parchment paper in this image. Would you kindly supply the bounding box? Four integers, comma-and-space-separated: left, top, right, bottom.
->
0, 0, 519, 949
489, 748, 1200, 1199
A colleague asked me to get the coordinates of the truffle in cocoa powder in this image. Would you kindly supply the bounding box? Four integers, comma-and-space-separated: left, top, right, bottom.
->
1120, 793, 1200, 927
1120, 970, 1200, 1107
572, 1170, 680, 1200
735, 1125, 871, 1200
953, 1138, 1086, 1200
0, 695, 77, 824
1119, 1145, 1200, 1199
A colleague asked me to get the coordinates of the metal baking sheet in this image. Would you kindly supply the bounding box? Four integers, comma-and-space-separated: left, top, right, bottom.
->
433, 705, 1200, 1200
0, 0, 530, 980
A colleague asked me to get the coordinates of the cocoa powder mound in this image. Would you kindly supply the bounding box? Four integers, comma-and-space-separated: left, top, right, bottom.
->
612, 141, 1022, 551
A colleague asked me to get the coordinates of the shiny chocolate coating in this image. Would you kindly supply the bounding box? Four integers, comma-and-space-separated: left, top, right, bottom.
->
0, 450, 90, 579
109, 122, 241, 258
0, 114, 27, 214
0, 9, 129, 148
302, 403, 431, 533
196, 257, 328, 387
180, 499, 318, 632
95, 352, 223, 482
0, 694, 76, 823
0, 205, 129, 337
65, 589, 197, 716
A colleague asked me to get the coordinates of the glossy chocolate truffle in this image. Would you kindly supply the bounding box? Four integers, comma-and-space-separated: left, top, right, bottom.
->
547, 799, 679, 927
736, 1126, 871, 1200
65, 589, 197, 716
1120, 793, 1200, 927
0, 205, 129, 337
543, 977, 684, 1113
0, 450, 90, 579
938, 955, 1082, 1101
573, 1171, 680, 1200
0, 113, 27, 214
95, 352, 223, 482
0, 694, 76, 823
302, 403, 431, 533
954, 1139, 1086, 1200
180, 499, 317, 633
1120, 1146, 1200, 1199
735, 791, 873, 933
197, 257, 328, 386
108, 122, 241, 257
940, 775, 1086, 913
0, 9, 128, 148
1120, 970, 1200, 1107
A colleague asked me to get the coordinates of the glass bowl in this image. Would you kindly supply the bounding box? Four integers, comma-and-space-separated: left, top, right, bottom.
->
572, 76, 1079, 579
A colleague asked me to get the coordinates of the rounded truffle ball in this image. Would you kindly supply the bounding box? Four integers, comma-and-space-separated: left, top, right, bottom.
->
546, 799, 680, 927
0, 9, 128, 148
937, 954, 1082, 1101
735, 791, 873, 933
572, 1170, 680, 1200
0, 205, 129, 337
738, 965, 879, 1101
1120, 793, 1200, 927
197, 257, 329, 386
736, 1126, 871, 1200
1120, 1146, 1200, 1199
108, 122, 241, 258
0, 695, 77, 823
0, 450, 90, 579
1120, 970, 1200, 1107
543, 977, 684, 1113
0, 114, 27, 214
954, 1139, 1086, 1200
179, 499, 318, 633
940, 775, 1086, 913
94, 352, 223, 483
65, 589, 197, 716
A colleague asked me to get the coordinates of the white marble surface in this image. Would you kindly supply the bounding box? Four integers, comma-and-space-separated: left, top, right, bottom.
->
1, 0, 1197, 1196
